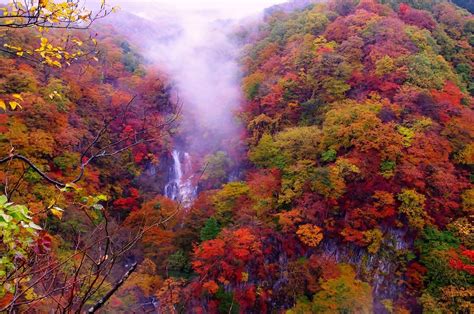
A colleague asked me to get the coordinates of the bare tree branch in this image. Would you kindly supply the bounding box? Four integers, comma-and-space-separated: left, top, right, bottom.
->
87, 262, 138, 313
1, 96, 181, 189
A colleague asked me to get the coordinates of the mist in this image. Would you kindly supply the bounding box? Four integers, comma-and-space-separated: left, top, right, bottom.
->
116, 0, 284, 19
111, 0, 285, 156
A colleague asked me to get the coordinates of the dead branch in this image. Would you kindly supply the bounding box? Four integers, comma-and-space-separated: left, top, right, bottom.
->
87, 262, 138, 313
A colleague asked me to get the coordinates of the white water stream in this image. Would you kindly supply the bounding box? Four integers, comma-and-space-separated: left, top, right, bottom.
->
164, 149, 197, 207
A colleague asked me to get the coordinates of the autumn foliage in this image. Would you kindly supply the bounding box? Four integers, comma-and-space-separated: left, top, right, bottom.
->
1, 0, 473, 312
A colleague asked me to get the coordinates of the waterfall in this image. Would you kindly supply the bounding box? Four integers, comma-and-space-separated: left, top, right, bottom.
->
164, 149, 197, 207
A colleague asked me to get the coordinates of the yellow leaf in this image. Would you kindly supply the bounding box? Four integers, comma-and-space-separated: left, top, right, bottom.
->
8, 101, 21, 110
24, 286, 37, 301
16, 51, 23, 57
47, 199, 56, 209
65, 182, 80, 190
49, 91, 62, 100
12, 94, 23, 101
72, 39, 83, 46
50, 206, 64, 219
0, 100, 6, 111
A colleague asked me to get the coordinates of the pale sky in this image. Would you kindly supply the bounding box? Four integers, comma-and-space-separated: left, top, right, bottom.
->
114, 0, 285, 19
0, 0, 286, 20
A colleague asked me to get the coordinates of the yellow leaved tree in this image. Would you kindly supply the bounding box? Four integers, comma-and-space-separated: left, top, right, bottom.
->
296, 224, 324, 247
0, 0, 115, 66
0, 0, 115, 110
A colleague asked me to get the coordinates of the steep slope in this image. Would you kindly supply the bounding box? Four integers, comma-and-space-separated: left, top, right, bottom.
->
0, 24, 179, 311
157, 0, 473, 312
1, 0, 472, 313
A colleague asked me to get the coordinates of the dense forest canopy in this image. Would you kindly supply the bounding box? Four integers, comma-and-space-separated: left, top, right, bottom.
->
0, 0, 473, 313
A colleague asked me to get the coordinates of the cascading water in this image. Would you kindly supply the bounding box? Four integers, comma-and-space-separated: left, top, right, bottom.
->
164, 149, 197, 207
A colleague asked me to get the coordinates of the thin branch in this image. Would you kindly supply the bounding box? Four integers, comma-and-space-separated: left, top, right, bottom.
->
0, 154, 67, 187
1, 96, 181, 189
87, 262, 138, 313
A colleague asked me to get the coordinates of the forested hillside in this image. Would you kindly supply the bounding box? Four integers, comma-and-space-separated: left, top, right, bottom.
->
0, 0, 473, 313
0, 4, 179, 310
231, 0, 473, 312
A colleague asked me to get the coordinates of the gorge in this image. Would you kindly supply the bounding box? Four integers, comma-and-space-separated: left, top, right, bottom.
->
0, 0, 472, 313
